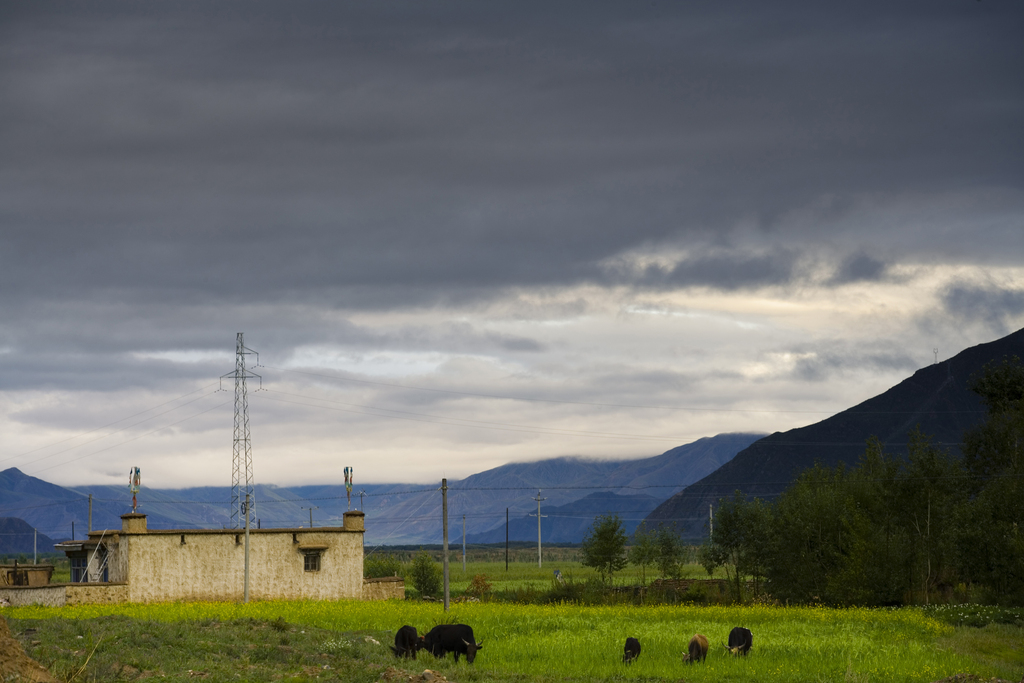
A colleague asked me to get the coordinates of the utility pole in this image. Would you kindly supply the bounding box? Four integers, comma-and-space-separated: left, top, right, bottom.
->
244, 493, 251, 603
505, 508, 509, 571
442, 479, 450, 612
34, 528, 37, 565
302, 506, 319, 528
462, 514, 466, 572
530, 490, 546, 568
88, 494, 92, 533
359, 490, 365, 511
709, 504, 714, 539
222, 333, 261, 529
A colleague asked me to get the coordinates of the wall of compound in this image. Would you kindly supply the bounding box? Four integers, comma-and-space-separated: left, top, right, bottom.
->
122, 529, 363, 603
362, 576, 405, 600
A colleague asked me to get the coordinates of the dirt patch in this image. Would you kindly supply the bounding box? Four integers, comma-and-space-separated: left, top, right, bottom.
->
380, 666, 450, 682
0, 616, 57, 683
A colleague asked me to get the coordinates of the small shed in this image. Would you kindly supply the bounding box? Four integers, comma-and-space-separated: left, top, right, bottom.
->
0, 563, 54, 587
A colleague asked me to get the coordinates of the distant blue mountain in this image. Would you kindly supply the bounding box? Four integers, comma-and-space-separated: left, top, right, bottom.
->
0, 517, 57, 556
0, 432, 761, 545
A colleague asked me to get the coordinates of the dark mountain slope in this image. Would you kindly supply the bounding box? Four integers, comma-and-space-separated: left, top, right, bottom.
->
645, 327, 1024, 539
0, 517, 57, 555
0, 467, 96, 542
599, 433, 766, 495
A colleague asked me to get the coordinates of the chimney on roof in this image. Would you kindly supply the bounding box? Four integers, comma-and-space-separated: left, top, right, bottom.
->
343, 511, 364, 532
121, 513, 147, 533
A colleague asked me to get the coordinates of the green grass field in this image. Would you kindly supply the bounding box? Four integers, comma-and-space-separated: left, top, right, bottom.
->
405, 558, 727, 595
8, 600, 1022, 682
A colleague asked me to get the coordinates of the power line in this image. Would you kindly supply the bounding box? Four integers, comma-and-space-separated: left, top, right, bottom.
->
0, 384, 221, 469
5, 471, 1020, 518
26, 399, 230, 476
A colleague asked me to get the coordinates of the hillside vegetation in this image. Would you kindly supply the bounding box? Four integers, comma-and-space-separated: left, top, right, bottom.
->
700, 356, 1024, 607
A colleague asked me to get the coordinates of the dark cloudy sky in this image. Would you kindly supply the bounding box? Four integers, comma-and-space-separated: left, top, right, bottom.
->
1, 1, 1022, 489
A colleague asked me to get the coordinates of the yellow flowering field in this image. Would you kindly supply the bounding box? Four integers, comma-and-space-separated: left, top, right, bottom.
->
7, 600, 993, 682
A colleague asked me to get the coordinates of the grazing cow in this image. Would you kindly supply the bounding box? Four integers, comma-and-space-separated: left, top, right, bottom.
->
391, 625, 420, 659
622, 637, 641, 664
421, 624, 484, 664
726, 626, 753, 656
681, 633, 708, 664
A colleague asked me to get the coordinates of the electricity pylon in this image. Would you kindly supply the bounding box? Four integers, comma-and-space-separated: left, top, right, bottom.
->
222, 333, 261, 529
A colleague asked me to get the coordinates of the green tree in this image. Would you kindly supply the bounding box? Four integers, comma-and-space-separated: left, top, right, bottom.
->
956, 356, 1024, 604
581, 514, 628, 582
765, 462, 858, 604
963, 357, 1024, 484
898, 428, 965, 605
703, 492, 773, 600
969, 355, 1024, 416
655, 524, 684, 579
408, 550, 442, 598
841, 438, 908, 605
363, 553, 403, 579
628, 523, 658, 586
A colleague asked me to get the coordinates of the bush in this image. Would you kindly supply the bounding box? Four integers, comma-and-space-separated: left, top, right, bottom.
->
408, 551, 442, 598
467, 574, 492, 597
684, 582, 709, 603
364, 554, 404, 579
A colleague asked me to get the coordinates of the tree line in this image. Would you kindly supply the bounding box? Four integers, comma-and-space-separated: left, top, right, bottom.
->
698, 356, 1024, 606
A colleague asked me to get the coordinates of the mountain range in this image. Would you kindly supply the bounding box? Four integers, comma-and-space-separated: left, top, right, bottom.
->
0, 432, 760, 549
645, 326, 1024, 537
0, 517, 57, 557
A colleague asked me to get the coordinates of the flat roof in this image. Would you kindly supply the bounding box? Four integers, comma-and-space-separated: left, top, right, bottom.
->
85, 526, 357, 536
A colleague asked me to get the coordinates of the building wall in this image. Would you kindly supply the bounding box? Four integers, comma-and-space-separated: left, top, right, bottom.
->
120, 529, 363, 603
104, 535, 127, 583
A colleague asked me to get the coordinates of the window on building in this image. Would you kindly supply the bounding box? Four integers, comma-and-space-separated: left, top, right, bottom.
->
71, 557, 88, 583
303, 551, 321, 572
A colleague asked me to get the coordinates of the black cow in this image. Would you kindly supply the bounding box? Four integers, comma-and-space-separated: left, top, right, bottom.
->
421, 624, 484, 664
726, 626, 753, 656
622, 637, 641, 664
391, 625, 420, 659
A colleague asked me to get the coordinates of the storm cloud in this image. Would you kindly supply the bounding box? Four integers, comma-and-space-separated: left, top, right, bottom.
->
1, 0, 1021, 488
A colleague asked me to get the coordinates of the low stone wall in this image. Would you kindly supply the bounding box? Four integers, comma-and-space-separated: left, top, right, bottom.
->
0, 582, 132, 607
0, 585, 66, 607
363, 576, 404, 600
66, 583, 129, 606
3, 580, 398, 606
